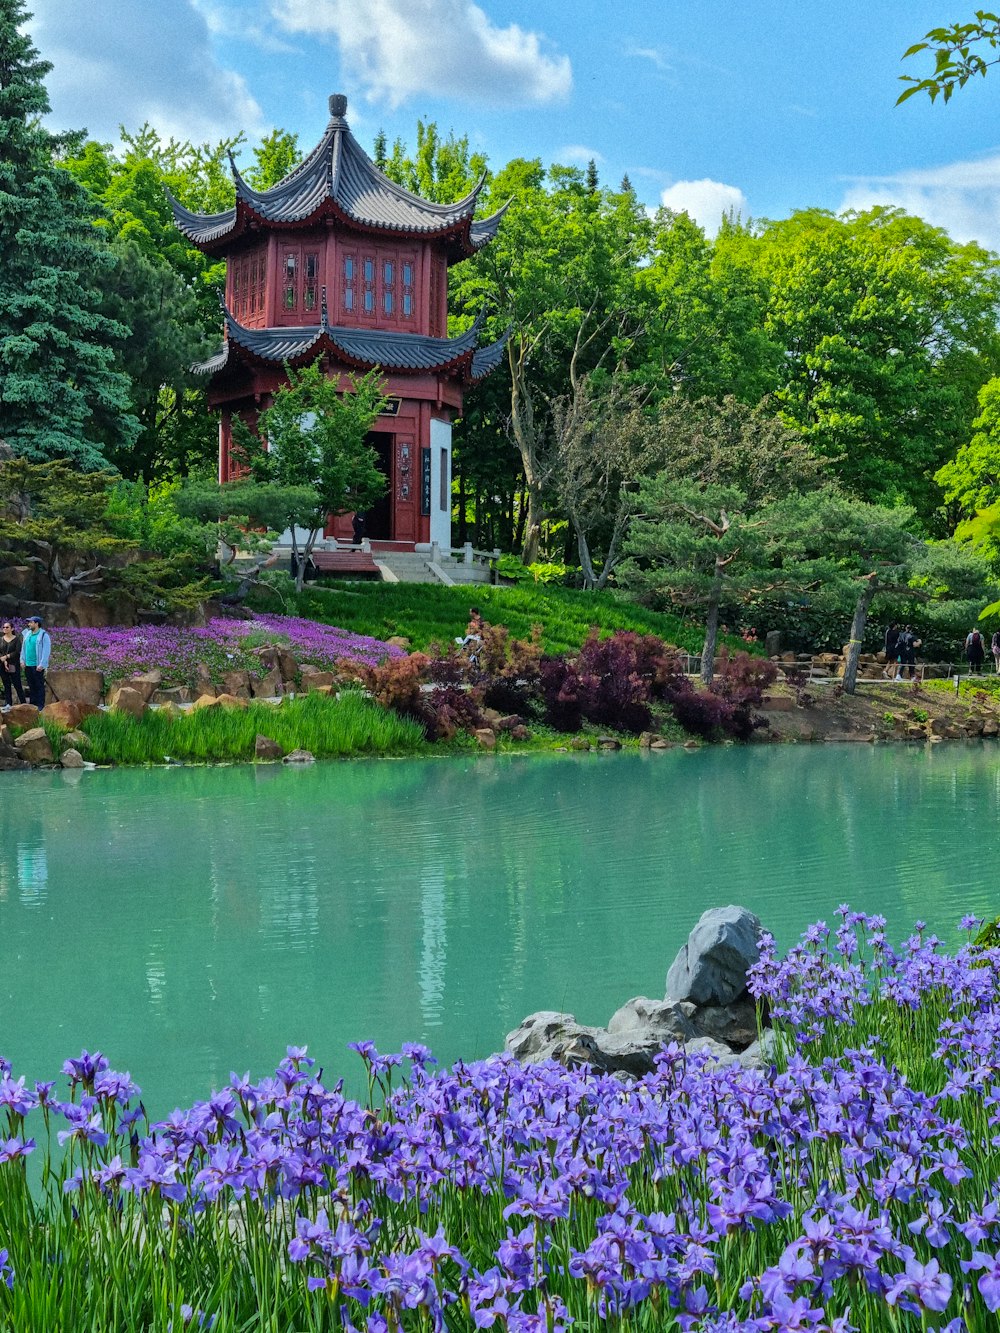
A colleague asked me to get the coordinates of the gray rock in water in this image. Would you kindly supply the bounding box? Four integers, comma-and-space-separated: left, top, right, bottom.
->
665, 905, 762, 1007
506, 1011, 680, 1079
607, 996, 695, 1045
505, 1012, 599, 1062
283, 748, 315, 764
684, 995, 759, 1052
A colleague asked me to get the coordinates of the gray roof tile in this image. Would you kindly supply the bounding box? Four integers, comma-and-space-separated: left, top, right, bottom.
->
170, 96, 506, 253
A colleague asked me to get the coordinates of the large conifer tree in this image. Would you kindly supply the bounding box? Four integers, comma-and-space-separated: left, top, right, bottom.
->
0, 0, 138, 467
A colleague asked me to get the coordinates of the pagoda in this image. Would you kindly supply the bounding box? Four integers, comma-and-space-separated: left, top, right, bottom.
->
169, 93, 508, 549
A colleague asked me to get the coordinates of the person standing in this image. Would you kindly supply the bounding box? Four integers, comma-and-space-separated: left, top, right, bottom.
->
20, 615, 50, 709
966, 627, 986, 675
992, 629, 1000, 674
896, 625, 918, 681
883, 624, 900, 678
0, 621, 25, 708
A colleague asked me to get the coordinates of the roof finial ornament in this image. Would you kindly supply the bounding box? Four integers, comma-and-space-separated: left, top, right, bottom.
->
329, 93, 348, 120
321, 285, 329, 328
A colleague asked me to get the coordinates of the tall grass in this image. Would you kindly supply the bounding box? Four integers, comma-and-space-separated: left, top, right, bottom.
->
78, 690, 425, 764
269, 581, 753, 658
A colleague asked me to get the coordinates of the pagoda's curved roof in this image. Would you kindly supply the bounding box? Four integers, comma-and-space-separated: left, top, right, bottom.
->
195, 304, 509, 385
169, 93, 507, 258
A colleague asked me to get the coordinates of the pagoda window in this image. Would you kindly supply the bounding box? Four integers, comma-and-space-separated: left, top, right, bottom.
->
343, 255, 356, 313
402, 261, 414, 319
383, 259, 394, 315
363, 257, 375, 315
283, 252, 298, 311
429, 256, 445, 337
304, 253, 318, 312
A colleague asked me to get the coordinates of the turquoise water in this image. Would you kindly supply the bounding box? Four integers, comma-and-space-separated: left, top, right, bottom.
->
0, 745, 997, 1112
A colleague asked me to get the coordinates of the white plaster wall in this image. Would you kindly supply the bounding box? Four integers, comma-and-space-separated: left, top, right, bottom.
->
429, 418, 453, 551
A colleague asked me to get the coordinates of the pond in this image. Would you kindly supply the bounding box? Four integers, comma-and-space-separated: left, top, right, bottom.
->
1, 744, 997, 1112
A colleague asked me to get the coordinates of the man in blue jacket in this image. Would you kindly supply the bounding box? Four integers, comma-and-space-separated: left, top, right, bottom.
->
20, 614, 51, 710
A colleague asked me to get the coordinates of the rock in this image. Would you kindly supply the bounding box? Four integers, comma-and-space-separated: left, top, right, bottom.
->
14, 726, 54, 764
223, 668, 251, 697
650, 739, 673, 750
66, 592, 112, 627
0, 564, 52, 602
474, 728, 496, 749
277, 650, 298, 682
738, 1028, 787, 1070
283, 748, 315, 764
0, 741, 29, 770
682, 740, 699, 750
985, 717, 999, 737
6, 703, 39, 729
0, 724, 12, 745
254, 734, 284, 761
60, 748, 85, 769
761, 693, 794, 711
607, 996, 696, 1045
639, 731, 655, 749
124, 671, 162, 703
250, 669, 282, 699
108, 686, 147, 718
193, 694, 221, 710
506, 1012, 579, 1060
303, 671, 337, 691
665, 906, 763, 1008
764, 630, 782, 658
150, 686, 192, 706
905, 724, 926, 740
510, 725, 530, 742
597, 735, 622, 749
569, 737, 591, 751
686, 995, 760, 1051
45, 669, 105, 706
684, 1036, 740, 1067
496, 715, 523, 733
214, 692, 249, 709
42, 700, 98, 730
62, 730, 91, 751
481, 708, 503, 726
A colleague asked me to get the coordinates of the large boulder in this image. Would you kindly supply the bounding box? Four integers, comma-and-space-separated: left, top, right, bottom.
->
665, 906, 763, 1007
607, 996, 696, 1045
42, 700, 98, 731
6, 703, 39, 729
250, 669, 282, 699
122, 671, 162, 704
302, 670, 337, 691
108, 685, 147, 718
283, 748, 315, 764
506, 1011, 696, 1079
0, 565, 54, 601
150, 686, 192, 706
67, 592, 112, 627
14, 727, 54, 764
254, 734, 284, 762
45, 669, 104, 706
222, 668, 251, 697
61, 730, 91, 752
0, 740, 29, 770
60, 748, 85, 769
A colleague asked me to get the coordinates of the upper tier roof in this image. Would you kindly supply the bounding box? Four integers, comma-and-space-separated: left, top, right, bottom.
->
168, 93, 508, 258
195, 298, 509, 386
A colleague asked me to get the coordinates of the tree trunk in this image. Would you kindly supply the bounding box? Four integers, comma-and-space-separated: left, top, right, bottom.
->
508, 340, 545, 566
842, 580, 876, 695
700, 579, 723, 684
576, 526, 597, 589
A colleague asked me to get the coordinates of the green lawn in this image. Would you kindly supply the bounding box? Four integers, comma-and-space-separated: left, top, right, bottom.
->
276, 581, 743, 657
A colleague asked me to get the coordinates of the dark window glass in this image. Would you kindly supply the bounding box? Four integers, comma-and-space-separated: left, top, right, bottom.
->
306, 254, 318, 279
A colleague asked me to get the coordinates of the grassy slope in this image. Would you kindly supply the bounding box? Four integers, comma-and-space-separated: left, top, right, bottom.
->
282, 582, 743, 657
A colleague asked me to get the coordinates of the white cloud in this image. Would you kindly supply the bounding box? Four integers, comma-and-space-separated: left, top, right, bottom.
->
27, 0, 264, 144
270, 0, 572, 108
626, 45, 673, 73
659, 179, 749, 235
559, 145, 605, 165
840, 155, 1000, 251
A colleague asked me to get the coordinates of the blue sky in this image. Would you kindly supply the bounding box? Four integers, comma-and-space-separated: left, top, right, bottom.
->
25, 0, 1000, 247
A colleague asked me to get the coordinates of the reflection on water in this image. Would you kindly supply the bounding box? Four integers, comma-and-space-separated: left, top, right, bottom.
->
0, 744, 997, 1112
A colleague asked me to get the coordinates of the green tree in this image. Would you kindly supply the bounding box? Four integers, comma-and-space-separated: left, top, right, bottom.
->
0, 0, 139, 467
619, 397, 826, 680
234, 362, 389, 591
245, 129, 300, 190
717, 207, 1000, 520
936, 375, 1000, 516
899, 15, 1000, 103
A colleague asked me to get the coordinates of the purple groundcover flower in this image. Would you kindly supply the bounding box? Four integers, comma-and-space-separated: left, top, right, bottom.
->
47, 615, 402, 686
